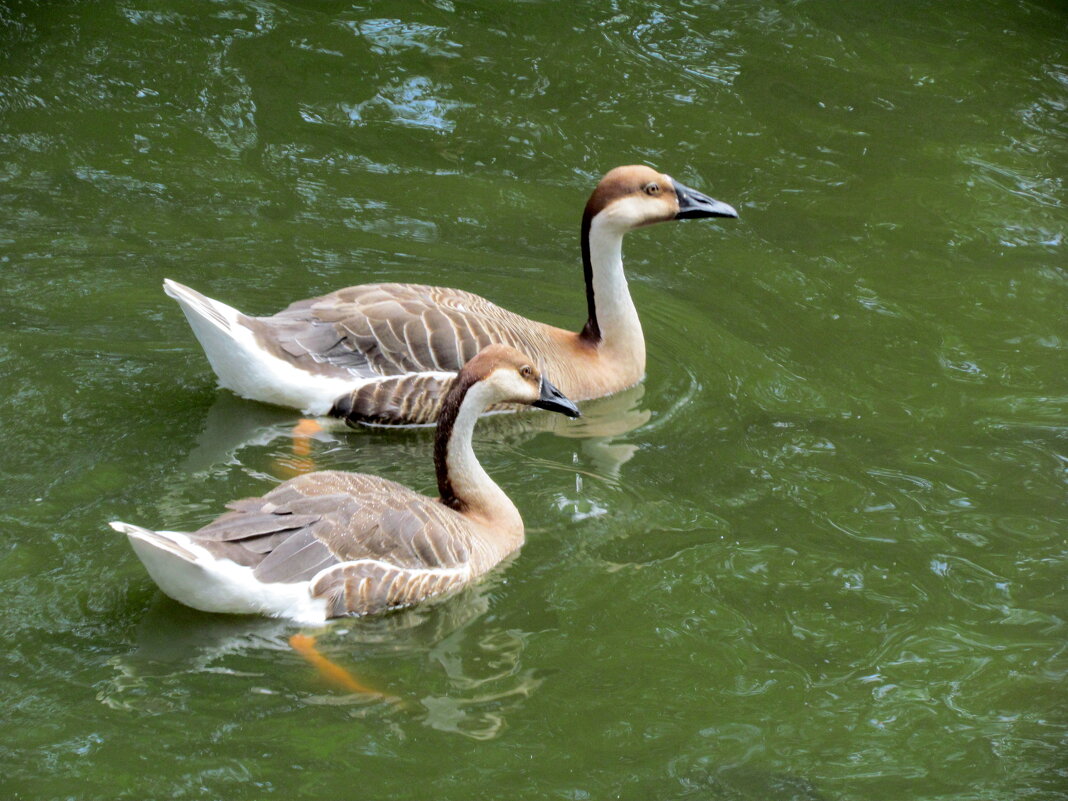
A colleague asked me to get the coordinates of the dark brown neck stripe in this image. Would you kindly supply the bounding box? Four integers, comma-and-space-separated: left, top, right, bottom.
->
578, 206, 600, 344
434, 370, 480, 511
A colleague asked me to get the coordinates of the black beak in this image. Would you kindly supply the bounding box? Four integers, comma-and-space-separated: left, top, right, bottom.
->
532, 376, 581, 418
673, 178, 738, 220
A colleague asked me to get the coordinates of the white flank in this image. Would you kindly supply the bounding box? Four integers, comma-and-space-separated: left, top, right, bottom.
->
163, 279, 359, 415
110, 521, 330, 624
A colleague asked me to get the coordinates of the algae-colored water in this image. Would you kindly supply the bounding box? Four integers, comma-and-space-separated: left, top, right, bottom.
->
1, 1, 1065, 799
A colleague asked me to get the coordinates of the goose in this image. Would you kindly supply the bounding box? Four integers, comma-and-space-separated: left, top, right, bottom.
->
109, 345, 580, 623
164, 164, 737, 426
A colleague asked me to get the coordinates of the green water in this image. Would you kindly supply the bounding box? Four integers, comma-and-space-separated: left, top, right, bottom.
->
1, 1, 1065, 798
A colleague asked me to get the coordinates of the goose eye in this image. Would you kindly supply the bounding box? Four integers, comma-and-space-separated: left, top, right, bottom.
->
643, 182, 662, 196
519, 365, 533, 379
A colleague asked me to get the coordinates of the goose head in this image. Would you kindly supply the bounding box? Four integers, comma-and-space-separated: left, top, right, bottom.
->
456, 344, 581, 418
584, 164, 738, 232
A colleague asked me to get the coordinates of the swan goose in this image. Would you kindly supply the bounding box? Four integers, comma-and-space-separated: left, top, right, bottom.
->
111, 345, 579, 622
164, 165, 737, 426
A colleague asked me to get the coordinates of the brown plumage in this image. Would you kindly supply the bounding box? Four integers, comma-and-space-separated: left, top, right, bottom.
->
164, 165, 737, 424
109, 345, 581, 621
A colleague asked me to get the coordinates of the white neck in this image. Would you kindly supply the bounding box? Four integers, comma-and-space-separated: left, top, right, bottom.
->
441, 382, 523, 541
587, 217, 645, 364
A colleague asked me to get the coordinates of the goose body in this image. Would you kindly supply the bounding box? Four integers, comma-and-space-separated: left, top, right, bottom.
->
110, 345, 580, 623
166, 165, 737, 425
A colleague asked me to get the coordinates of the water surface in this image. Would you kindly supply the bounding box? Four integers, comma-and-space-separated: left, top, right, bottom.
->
1, 1, 1065, 799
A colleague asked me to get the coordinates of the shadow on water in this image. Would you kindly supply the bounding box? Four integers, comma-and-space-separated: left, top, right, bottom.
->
179, 381, 651, 483
99, 566, 544, 741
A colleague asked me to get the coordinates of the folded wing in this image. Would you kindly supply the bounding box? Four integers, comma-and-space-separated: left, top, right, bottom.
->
188, 470, 477, 615
246, 283, 550, 379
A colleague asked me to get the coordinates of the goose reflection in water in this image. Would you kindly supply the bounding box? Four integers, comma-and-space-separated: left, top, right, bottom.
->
101, 574, 542, 740
179, 381, 650, 483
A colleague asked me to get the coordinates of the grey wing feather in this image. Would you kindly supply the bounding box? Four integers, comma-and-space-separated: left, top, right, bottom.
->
330, 373, 457, 427
328, 373, 524, 428
310, 558, 473, 617
187, 472, 478, 612
195, 511, 322, 541
252, 528, 337, 584
245, 283, 553, 380
311, 481, 474, 569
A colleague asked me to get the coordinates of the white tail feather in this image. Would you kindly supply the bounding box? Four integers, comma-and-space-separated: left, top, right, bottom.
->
163, 278, 358, 414
110, 519, 328, 622
109, 521, 198, 561
163, 278, 237, 332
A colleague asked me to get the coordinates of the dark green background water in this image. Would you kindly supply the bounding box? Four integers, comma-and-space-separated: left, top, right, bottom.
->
1, 1, 1065, 799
